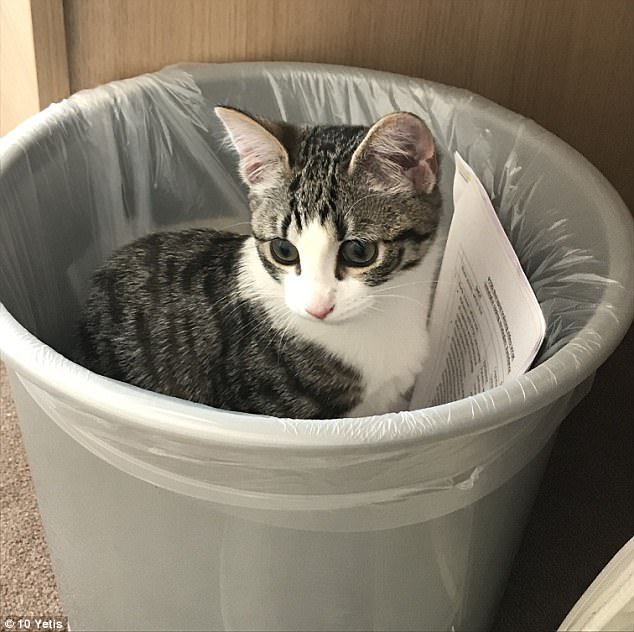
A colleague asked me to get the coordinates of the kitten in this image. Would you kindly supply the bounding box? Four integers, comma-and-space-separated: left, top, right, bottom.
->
75, 108, 443, 419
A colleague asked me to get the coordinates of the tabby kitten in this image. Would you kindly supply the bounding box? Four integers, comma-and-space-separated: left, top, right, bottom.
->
76, 108, 443, 419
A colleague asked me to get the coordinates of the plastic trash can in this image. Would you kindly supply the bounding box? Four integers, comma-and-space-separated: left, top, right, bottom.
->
1, 63, 632, 632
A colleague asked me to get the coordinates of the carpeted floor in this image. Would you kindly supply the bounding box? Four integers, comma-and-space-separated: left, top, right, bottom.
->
0, 362, 63, 620
1, 327, 632, 629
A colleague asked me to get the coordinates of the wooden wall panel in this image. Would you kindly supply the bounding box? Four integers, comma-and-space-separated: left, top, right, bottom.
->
30, 0, 70, 107
42, 0, 634, 210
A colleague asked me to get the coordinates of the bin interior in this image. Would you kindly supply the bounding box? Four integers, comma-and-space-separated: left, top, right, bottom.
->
0, 63, 629, 421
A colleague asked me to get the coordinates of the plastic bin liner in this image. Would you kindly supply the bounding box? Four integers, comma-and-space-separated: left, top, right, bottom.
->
0, 63, 632, 631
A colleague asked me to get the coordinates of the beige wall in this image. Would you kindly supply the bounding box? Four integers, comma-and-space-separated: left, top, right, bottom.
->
1, 0, 40, 133
2, 0, 633, 210
0, 0, 67, 134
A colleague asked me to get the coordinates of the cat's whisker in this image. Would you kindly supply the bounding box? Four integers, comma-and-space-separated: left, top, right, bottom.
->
372, 294, 428, 308
231, 307, 289, 348
219, 221, 252, 232
260, 310, 291, 356
343, 192, 383, 216
275, 313, 296, 360
372, 280, 428, 294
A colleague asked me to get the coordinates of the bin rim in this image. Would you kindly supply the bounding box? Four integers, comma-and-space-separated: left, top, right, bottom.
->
1, 61, 633, 451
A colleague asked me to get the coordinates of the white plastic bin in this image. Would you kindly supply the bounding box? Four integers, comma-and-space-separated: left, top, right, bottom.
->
1, 63, 632, 631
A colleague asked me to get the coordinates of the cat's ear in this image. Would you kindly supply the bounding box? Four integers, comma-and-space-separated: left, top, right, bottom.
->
349, 112, 437, 195
215, 107, 290, 189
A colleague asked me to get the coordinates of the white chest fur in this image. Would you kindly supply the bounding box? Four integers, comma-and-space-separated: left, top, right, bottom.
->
238, 237, 442, 417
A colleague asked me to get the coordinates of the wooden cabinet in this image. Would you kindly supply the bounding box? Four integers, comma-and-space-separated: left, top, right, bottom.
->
2, 0, 632, 210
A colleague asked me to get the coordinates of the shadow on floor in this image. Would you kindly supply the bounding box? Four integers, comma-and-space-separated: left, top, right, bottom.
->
493, 325, 634, 630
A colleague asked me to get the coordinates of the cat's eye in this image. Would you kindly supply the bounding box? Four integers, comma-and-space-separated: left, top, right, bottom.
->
340, 240, 378, 267
270, 238, 299, 265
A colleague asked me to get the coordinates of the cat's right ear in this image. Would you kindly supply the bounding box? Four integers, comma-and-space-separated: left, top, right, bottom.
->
215, 107, 290, 190
348, 112, 437, 195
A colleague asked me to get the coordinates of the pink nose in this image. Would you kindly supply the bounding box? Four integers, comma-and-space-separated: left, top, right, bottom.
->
306, 304, 335, 320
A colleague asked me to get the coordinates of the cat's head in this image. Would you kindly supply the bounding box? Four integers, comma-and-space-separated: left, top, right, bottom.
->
216, 107, 442, 323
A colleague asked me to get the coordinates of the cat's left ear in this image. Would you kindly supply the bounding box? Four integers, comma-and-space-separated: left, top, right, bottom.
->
349, 112, 437, 195
215, 107, 290, 190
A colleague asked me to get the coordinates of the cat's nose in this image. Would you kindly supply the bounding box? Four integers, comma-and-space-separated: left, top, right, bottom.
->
306, 303, 335, 320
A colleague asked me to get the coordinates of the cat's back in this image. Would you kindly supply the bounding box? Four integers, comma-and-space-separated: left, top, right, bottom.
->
95, 227, 245, 284
76, 228, 247, 382
83, 228, 246, 317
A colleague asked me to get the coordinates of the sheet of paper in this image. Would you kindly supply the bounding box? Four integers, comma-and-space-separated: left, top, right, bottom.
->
412, 152, 546, 408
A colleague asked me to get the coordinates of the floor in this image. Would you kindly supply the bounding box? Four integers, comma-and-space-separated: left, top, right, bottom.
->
493, 325, 633, 630
1, 326, 632, 630
0, 362, 63, 620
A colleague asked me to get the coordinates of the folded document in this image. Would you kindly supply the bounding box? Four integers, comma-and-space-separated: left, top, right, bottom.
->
413, 152, 546, 408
